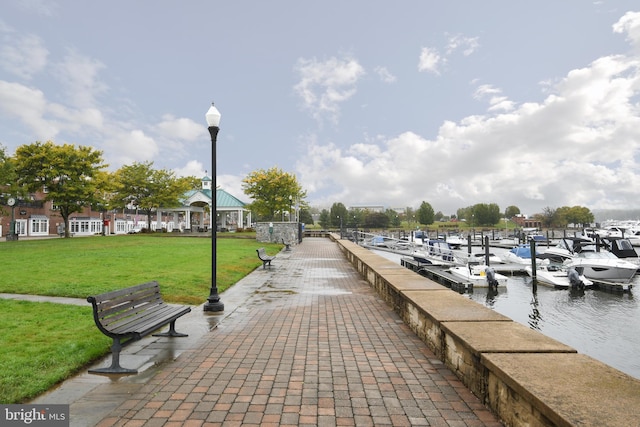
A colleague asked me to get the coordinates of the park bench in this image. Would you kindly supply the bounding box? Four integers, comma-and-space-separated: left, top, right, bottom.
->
257, 247, 276, 269
87, 281, 191, 374
282, 238, 292, 251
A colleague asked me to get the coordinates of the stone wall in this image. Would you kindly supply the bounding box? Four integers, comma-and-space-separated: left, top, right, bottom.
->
256, 222, 299, 244
330, 233, 640, 427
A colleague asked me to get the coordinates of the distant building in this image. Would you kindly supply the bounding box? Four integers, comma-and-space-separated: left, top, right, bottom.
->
1, 175, 251, 238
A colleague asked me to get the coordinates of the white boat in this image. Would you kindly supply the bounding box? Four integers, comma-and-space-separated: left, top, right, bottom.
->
524, 262, 594, 290
448, 263, 508, 288
545, 237, 637, 283
411, 239, 463, 266
444, 234, 466, 249
502, 244, 534, 265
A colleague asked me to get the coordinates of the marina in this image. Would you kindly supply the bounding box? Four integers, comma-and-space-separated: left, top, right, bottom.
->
369, 244, 640, 381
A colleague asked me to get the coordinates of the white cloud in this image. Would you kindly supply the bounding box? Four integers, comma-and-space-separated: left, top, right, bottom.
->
418, 47, 442, 74
53, 49, 107, 108
293, 55, 365, 124
446, 34, 480, 56
374, 66, 397, 83
157, 115, 205, 141
106, 129, 159, 167
613, 11, 640, 51
0, 31, 49, 79
298, 39, 640, 214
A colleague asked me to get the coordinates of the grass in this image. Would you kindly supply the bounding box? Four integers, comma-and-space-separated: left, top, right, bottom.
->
0, 234, 282, 403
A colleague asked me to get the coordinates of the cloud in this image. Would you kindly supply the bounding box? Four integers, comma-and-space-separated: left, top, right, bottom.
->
53, 49, 107, 108
293, 55, 365, 124
374, 66, 397, 83
0, 30, 49, 79
613, 11, 640, 51
157, 115, 205, 141
299, 32, 640, 215
106, 129, 159, 167
446, 34, 480, 56
418, 47, 442, 74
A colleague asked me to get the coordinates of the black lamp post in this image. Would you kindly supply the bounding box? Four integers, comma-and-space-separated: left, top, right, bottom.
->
204, 103, 224, 313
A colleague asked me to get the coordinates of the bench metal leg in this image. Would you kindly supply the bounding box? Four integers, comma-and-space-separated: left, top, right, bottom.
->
89, 337, 137, 375
153, 320, 188, 337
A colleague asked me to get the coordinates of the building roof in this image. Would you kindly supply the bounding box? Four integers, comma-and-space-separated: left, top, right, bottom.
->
182, 188, 247, 208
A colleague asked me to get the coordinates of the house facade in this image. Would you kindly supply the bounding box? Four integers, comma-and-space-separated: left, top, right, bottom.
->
1, 176, 251, 238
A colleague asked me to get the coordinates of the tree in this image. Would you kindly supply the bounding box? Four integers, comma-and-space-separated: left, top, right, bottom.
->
505, 205, 520, 219
298, 208, 314, 225
385, 209, 401, 227
0, 145, 18, 204
242, 167, 306, 220
417, 201, 435, 225
363, 212, 389, 229
537, 206, 558, 228
330, 202, 348, 227
14, 141, 107, 238
112, 161, 190, 230
318, 209, 330, 229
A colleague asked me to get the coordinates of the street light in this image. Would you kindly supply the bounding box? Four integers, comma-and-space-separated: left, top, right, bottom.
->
289, 195, 293, 222
204, 103, 224, 313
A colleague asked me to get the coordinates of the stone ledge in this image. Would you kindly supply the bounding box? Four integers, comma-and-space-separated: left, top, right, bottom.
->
482, 353, 640, 427
331, 234, 640, 427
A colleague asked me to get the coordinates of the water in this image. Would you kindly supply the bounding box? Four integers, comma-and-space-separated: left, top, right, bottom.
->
371, 248, 640, 380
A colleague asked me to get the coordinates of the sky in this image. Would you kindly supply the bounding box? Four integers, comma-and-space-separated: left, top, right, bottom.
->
2, 1, 640, 218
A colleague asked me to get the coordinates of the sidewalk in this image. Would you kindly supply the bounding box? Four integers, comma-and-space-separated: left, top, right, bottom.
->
31, 237, 502, 426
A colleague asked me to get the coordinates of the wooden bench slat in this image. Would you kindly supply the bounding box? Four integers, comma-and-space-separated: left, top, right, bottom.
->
257, 247, 276, 269
87, 281, 191, 374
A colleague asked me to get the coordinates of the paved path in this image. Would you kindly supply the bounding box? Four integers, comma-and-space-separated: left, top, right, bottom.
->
31, 237, 503, 426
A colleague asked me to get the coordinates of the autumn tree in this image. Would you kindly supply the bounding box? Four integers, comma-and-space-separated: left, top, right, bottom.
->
14, 141, 107, 238
242, 167, 306, 221
112, 161, 190, 230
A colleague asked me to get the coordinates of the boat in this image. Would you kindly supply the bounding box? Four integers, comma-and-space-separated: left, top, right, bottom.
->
601, 237, 640, 267
444, 234, 466, 249
502, 244, 534, 265
525, 262, 594, 290
411, 239, 462, 266
448, 263, 508, 288
544, 237, 637, 283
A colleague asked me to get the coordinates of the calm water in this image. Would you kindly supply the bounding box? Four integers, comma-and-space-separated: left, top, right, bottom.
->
371, 248, 640, 380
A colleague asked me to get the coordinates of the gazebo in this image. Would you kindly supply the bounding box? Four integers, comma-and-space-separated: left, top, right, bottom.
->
161, 176, 251, 232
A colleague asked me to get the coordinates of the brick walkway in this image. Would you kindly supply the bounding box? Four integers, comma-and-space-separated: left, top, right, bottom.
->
96, 238, 502, 426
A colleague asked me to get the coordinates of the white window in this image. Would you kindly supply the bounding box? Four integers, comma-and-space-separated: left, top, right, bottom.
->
30, 217, 49, 235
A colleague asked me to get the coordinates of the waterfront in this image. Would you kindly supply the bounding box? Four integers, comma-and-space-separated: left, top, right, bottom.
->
372, 248, 640, 380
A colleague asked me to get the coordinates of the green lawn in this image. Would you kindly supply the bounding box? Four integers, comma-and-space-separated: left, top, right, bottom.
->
0, 234, 282, 403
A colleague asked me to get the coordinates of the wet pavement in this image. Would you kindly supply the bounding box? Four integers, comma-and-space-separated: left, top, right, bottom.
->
23, 237, 502, 426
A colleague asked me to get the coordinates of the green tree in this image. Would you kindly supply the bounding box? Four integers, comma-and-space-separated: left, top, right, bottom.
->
14, 141, 107, 238
363, 212, 389, 229
298, 208, 314, 225
112, 161, 189, 231
505, 205, 520, 219
330, 202, 348, 227
536, 206, 558, 228
0, 145, 18, 205
417, 201, 435, 225
242, 167, 306, 220
385, 209, 401, 227
556, 206, 594, 228
318, 209, 330, 229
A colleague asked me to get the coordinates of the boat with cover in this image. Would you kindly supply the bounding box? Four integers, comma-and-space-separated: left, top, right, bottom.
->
502, 243, 534, 265
524, 261, 594, 290
448, 263, 508, 288
411, 239, 463, 266
544, 237, 637, 283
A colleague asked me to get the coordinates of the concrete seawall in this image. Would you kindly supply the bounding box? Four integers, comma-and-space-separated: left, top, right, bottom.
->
330, 234, 640, 426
